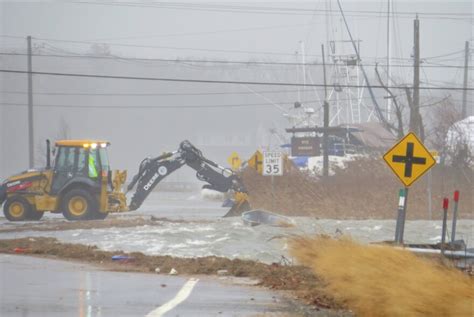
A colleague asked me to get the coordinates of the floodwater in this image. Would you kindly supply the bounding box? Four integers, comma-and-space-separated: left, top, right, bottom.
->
0, 191, 472, 264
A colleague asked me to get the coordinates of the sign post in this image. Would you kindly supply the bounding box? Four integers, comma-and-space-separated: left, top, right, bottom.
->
451, 190, 460, 242
441, 198, 449, 255
383, 132, 436, 244
395, 188, 406, 243
263, 151, 283, 211
398, 187, 409, 244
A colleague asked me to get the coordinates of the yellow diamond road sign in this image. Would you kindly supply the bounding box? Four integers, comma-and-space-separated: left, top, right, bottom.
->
383, 132, 436, 187
248, 150, 263, 175
227, 152, 242, 171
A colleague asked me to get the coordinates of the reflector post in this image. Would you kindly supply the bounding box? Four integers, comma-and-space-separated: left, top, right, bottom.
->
453, 190, 460, 202
443, 198, 449, 210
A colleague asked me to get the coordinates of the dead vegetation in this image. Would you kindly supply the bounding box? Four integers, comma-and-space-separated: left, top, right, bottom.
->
290, 236, 474, 317
241, 157, 473, 220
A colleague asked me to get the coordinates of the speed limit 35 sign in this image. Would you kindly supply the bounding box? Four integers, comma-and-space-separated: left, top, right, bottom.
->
263, 151, 283, 176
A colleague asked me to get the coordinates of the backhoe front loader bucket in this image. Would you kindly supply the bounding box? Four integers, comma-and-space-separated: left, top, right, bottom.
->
223, 192, 251, 217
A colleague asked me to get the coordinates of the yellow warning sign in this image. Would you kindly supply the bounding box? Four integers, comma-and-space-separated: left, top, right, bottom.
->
227, 152, 242, 171
383, 132, 436, 187
248, 150, 263, 175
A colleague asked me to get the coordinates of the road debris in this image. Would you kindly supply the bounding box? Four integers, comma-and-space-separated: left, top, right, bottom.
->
169, 268, 178, 275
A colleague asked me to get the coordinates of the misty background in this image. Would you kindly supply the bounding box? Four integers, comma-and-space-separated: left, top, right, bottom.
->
0, 1, 472, 182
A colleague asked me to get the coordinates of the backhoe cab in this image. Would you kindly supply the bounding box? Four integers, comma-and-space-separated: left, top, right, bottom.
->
0, 140, 128, 221
0, 139, 250, 222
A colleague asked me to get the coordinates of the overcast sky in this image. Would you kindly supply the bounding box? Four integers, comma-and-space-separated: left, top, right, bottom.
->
0, 1, 472, 179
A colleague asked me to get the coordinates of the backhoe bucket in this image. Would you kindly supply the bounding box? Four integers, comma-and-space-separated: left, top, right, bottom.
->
223, 192, 251, 217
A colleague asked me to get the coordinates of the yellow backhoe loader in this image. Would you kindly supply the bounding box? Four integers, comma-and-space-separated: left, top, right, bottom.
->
0, 140, 250, 221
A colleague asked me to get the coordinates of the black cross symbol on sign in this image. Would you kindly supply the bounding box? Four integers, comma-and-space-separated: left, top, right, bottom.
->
392, 142, 426, 177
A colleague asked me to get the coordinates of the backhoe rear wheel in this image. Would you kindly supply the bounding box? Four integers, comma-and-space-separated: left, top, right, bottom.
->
61, 189, 98, 221
3, 196, 33, 221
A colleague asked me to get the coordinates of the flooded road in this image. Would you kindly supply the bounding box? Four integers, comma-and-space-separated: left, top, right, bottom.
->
0, 191, 472, 264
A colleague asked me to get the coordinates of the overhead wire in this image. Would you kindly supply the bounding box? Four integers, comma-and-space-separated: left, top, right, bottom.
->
31, 37, 322, 58
0, 51, 471, 69
5, 37, 467, 65
69, 2, 473, 21
0, 99, 317, 109
0, 69, 471, 91
0, 88, 317, 97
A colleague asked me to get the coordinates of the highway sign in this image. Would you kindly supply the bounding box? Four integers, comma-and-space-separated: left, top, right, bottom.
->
248, 150, 263, 175
263, 151, 283, 176
383, 132, 436, 187
291, 136, 320, 156
227, 152, 242, 171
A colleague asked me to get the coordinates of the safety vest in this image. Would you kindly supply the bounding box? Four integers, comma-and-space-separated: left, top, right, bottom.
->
88, 154, 98, 178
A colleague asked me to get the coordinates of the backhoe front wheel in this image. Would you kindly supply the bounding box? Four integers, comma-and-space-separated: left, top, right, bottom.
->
62, 189, 98, 221
3, 196, 34, 221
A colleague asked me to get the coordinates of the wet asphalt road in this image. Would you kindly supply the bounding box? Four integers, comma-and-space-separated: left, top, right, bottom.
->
0, 254, 294, 317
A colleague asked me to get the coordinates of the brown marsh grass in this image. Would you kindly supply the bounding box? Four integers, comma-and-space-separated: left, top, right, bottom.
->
290, 236, 474, 317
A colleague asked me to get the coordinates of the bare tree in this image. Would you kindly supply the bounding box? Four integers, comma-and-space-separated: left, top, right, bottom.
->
375, 64, 405, 138
374, 64, 428, 140
404, 87, 425, 141
429, 100, 471, 167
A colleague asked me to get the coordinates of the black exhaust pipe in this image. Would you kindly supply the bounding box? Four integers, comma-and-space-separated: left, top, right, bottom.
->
46, 139, 51, 169
0, 185, 6, 206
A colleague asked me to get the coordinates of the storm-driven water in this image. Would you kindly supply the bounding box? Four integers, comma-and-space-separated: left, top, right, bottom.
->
0, 191, 472, 264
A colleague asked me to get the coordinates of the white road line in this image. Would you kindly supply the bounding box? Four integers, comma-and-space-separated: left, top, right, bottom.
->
146, 278, 199, 317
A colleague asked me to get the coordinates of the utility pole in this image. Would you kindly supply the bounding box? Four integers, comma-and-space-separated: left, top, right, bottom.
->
27, 35, 34, 168
413, 16, 420, 122
386, 0, 391, 121
322, 44, 329, 178
410, 16, 424, 140
462, 41, 470, 118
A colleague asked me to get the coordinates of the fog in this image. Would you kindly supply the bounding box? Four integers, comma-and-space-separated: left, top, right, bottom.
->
1, 1, 472, 180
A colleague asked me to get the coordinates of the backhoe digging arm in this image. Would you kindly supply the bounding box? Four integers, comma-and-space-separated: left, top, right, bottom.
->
126, 141, 250, 216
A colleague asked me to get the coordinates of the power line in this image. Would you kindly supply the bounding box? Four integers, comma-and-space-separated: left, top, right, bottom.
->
70, 2, 473, 21
422, 50, 465, 60
1, 52, 472, 69
3, 94, 449, 109
32, 37, 460, 62
1, 69, 472, 91
22, 37, 468, 63
0, 99, 319, 109
0, 89, 311, 97
33, 37, 321, 57
0, 90, 400, 104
